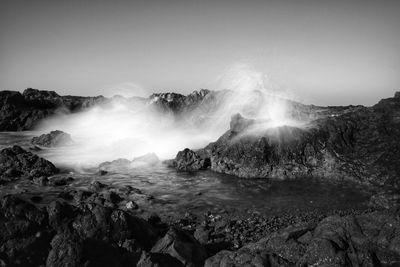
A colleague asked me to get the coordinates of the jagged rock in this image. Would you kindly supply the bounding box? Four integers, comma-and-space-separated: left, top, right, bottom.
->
151, 227, 208, 266
172, 148, 211, 171
0, 145, 58, 183
205, 211, 400, 266
31, 130, 73, 147
0, 88, 105, 131
201, 91, 400, 187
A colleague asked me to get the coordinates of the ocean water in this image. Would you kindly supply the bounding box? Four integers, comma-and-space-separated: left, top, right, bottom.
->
0, 131, 372, 218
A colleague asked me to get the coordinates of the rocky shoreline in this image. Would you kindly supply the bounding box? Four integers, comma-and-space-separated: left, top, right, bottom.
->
1, 89, 400, 266
0, 145, 399, 266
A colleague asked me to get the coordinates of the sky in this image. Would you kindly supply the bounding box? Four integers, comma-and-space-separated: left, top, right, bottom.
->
0, 0, 399, 105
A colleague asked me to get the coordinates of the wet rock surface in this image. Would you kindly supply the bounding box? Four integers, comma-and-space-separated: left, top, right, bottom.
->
179, 92, 400, 188
205, 209, 400, 266
0, 145, 58, 184
0, 148, 398, 266
31, 130, 73, 147
172, 148, 211, 171
0, 177, 398, 267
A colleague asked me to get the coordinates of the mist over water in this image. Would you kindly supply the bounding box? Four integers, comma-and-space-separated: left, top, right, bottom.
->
36, 64, 305, 168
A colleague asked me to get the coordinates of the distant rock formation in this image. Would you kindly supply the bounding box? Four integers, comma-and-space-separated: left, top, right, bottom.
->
99, 153, 160, 173
31, 130, 73, 147
0, 88, 105, 130
0, 145, 58, 183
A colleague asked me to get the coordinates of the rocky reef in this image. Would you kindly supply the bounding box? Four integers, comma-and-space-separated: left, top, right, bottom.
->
172, 92, 400, 188
0, 88, 214, 131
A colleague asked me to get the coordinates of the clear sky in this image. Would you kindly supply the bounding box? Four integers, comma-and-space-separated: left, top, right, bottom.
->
1, 0, 399, 105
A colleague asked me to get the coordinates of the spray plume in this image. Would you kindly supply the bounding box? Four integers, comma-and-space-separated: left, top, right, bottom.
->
36, 63, 304, 168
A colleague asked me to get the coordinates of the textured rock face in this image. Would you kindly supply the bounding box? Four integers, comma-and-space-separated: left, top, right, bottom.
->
173, 148, 211, 171
197, 93, 400, 187
0, 88, 106, 131
31, 130, 73, 147
151, 227, 208, 266
0, 145, 58, 183
205, 211, 400, 266
0, 181, 211, 267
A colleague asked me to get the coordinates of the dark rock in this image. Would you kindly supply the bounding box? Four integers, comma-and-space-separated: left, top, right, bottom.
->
46, 232, 84, 267
0, 195, 52, 266
369, 191, 400, 209
172, 148, 211, 171
0, 89, 106, 131
0, 145, 58, 183
88, 181, 107, 192
151, 227, 208, 266
137, 252, 184, 267
194, 226, 210, 245
31, 130, 73, 147
205, 211, 400, 266
201, 92, 400, 187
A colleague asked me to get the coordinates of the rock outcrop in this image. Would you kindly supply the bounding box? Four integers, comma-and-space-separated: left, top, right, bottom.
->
177, 92, 400, 187
0, 88, 105, 131
31, 130, 73, 147
0, 145, 58, 183
205, 210, 400, 266
172, 148, 211, 171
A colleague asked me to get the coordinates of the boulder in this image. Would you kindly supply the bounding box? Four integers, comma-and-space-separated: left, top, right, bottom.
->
173, 148, 211, 171
151, 227, 208, 266
31, 130, 73, 147
0, 145, 58, 183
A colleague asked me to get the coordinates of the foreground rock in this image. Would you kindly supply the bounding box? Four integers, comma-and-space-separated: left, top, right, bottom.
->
0, 145, 58, 183
0, 182, 210, 267
175, 92, 400, 188
31, 130, 73, 147
205, 210, 400, 266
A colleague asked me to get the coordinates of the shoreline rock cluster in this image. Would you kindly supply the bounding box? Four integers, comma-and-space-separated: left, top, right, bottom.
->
0, 145, 399, 266
171, 92, 400, 188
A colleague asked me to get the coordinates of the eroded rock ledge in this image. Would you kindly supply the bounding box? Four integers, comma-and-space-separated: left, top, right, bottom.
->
172, 92, 400, 188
